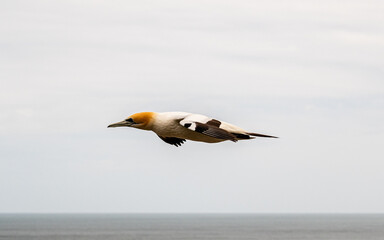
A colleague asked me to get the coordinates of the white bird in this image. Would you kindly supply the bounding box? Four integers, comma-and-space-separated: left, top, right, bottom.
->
108, 112, 277, 147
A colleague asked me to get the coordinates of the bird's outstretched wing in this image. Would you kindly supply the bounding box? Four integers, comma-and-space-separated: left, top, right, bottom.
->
157, 135, 186, 147
179, 114, 237, 142
179, 113, 278, 141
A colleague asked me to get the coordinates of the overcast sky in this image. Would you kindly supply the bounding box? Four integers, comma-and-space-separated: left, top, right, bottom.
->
1, 0, 383, 213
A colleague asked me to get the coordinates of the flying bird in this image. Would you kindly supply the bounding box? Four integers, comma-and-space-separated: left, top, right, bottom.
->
108, 112, 277, 147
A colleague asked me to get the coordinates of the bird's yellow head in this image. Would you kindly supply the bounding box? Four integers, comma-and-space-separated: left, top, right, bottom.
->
108, 112, 155, 130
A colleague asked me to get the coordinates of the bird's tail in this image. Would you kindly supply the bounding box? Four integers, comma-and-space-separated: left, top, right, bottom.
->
231, 132, 278, 140
247, 132, 278, 138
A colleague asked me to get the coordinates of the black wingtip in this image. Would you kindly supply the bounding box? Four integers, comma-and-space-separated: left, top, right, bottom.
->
157, 135, 186, 147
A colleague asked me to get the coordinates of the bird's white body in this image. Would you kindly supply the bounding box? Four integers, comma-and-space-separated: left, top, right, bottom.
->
108, 111, 277, 147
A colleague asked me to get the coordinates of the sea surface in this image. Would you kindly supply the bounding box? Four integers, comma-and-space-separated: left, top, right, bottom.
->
0, 214, 383, 240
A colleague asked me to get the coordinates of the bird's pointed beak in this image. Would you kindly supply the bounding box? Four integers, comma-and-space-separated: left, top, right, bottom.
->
108, 120, 130, 128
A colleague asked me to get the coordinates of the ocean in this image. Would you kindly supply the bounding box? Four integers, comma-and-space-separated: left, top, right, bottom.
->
0, 214, 383, 240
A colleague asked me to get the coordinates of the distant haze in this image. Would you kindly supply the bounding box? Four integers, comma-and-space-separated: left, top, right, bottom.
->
1, 0, 383, 213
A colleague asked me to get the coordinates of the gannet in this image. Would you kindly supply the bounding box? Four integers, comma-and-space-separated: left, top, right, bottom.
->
108, 112, 277, 147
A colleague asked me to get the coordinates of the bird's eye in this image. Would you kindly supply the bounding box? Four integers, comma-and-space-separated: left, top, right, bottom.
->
126, 118, 134, 123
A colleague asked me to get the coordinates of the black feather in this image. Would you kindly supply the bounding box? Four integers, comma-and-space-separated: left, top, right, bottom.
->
248, 132, 278, 138
195, 122, 237, 142
157, 135, 186, 147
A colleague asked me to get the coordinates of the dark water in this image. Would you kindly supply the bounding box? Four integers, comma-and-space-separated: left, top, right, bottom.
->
1, 214, 383, 240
